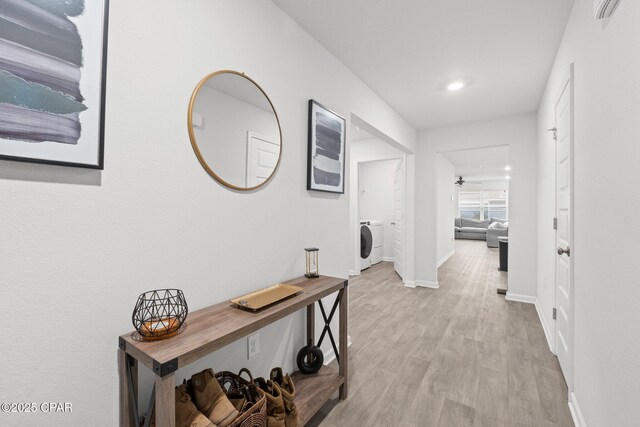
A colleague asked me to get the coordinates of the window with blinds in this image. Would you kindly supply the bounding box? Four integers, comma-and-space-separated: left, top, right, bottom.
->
459, 190, 508, 220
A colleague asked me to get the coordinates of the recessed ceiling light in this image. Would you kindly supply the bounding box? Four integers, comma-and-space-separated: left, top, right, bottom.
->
447, 81, 465, 91
505, 175, 511, 180
505, 166, 511, 171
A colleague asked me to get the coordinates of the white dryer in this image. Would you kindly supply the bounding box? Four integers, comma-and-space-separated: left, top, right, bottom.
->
369, 220, 384, 265
360, 221, 373, 270
360, 219, 384, 270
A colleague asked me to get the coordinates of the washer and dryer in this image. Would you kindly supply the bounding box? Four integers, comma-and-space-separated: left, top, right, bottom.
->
360, 220, 384, 270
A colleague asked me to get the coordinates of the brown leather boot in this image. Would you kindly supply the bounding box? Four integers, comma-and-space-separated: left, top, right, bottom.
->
189, 369, 239, 427
149, 384, 214, 427
227, 390, 246, 413
270, 368, 300, 427
254, 377, 286, 427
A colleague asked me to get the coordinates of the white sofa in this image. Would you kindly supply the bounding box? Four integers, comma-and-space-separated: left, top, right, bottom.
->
454, 217, 508, 247
486, 221, 509, 248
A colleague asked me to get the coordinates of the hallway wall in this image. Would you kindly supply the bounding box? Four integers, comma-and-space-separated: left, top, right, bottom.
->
416, 114, 538, 296
537, 0, 640, 425
436, 154, 456, 265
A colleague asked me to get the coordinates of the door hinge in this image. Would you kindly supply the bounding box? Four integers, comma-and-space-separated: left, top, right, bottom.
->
553, 308, 557, 320
553, 218, 557, 230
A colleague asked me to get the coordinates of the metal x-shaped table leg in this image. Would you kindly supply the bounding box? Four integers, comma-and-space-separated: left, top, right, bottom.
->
317, 294, 341, 363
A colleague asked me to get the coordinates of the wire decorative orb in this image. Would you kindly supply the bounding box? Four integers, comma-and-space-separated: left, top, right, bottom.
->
131, 289, 188, 341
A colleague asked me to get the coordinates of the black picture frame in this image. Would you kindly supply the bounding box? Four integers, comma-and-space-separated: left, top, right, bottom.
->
0, 0, 109, 170
307, 99, 346, 194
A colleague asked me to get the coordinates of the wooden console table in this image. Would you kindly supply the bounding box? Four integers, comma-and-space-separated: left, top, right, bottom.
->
118, 275, 348, 427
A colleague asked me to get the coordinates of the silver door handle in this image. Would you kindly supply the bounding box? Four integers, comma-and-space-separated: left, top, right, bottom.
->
557, 246, 571, 256
391, 222, 395, 225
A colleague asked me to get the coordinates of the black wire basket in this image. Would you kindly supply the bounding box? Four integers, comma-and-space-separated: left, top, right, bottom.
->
131, 289, 188, 342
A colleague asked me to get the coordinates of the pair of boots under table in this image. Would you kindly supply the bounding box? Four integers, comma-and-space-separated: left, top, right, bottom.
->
148, 367, 300, 427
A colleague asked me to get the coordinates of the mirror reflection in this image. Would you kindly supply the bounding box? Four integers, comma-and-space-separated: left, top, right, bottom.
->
188, 71, 282, 190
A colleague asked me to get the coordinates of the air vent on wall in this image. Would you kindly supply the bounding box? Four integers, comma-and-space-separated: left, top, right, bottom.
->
594, 0, 620, 19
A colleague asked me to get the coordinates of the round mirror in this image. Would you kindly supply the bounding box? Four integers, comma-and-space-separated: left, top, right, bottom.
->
187, 71, 282, 190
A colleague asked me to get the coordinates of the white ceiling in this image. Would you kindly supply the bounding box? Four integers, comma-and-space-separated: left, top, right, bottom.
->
272, 0, 574, 130
442, 145, 510, 181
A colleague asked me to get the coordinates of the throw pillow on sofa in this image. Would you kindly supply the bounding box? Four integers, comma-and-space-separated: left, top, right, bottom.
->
489, 221, 508, 230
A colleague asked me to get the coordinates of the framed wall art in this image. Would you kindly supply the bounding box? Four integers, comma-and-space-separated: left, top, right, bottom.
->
307, 99, 346, 194
0, 0, 110, 169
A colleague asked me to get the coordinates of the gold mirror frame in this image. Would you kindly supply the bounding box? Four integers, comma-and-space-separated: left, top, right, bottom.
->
187, 70, 283, 191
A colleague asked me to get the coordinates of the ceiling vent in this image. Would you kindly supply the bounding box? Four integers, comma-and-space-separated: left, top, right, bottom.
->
594, 0, 620, 19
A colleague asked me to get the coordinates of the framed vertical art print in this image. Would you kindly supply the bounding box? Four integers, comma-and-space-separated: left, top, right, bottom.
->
0, 0, 110, 169
307, 99, 346, 194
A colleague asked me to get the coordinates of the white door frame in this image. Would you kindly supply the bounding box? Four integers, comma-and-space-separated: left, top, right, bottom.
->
352, 153, 407, 281
553, 63, 575, 394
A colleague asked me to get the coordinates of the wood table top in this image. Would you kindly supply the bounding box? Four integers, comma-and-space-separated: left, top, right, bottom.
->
119, 275, 347, 373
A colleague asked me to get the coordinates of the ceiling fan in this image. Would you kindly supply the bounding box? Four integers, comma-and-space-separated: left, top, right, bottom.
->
454, 176, 483, 186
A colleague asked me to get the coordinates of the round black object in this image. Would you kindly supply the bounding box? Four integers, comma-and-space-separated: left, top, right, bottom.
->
296, 342, 324, 374
360, 224, 372, 259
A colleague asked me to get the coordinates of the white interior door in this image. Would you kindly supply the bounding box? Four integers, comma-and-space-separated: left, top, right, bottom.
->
246, 132, 279, 187
554, 67, 574, 388
393, 160, 403, 278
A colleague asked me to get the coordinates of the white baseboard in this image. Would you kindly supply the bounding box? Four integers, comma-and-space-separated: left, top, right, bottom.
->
323, 348, 337, 366
416, 280, 439, 289
348, 270, 358, 277
505, 292, 536, 304
406, 279, 440, 289
535, 300, 555, 353
323, 336, 353, 366
569, 392, 587, 427
437, 249, 455, 267
382, 257, 395, 262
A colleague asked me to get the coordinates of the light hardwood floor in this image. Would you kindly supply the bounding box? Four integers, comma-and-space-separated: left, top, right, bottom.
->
308, 239, 573, 426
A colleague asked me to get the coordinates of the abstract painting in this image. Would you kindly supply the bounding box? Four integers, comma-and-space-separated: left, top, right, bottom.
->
307, 100, 346, 193
0, 0, 109, 169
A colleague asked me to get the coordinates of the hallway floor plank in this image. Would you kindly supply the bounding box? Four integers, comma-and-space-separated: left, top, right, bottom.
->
309, 240, 573, 426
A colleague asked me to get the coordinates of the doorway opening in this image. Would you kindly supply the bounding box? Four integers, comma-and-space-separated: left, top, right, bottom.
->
436, 145, 511, 290
348, 115, 410, 282
358, 158, 402, 274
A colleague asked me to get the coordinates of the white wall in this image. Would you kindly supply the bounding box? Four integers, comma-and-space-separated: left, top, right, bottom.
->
0, 1, 416, 425
359, 159, 400, 259
436, 154, 455, 265
537, 1, 640, 425
416, 114, 537, 295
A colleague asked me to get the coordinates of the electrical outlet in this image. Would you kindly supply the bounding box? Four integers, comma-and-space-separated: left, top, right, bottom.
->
247, 333, 260, 359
